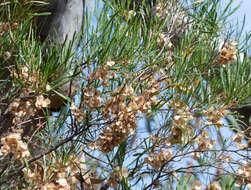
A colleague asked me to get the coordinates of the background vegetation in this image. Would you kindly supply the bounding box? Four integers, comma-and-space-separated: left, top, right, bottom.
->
0, 0, 250, 189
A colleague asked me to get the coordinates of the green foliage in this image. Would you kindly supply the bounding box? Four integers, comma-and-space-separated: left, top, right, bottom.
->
0, 0, 250, 189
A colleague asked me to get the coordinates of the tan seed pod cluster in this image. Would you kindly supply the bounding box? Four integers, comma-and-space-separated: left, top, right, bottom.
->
106, 166, 128, 188
13, 66, 41, 90
0, 131, 30, 160
144, 148, 172, 169
8, 94, 50, 125
154, 0, 190, 43
87, 67, 160, 153
218, 40, 237, 65
70, 103, 85, 122
90, 86, 137, 152
167, 102, 194, 144
22, 153, 88, 189
35, 95, 51, 109
203, 106, 228, 128
235, 162, 251, 187
9, 98, 35, 125
93, 77, 160, 152
154, 1, 176, 20
83, 87, 102, 110
195, 135, 215, 151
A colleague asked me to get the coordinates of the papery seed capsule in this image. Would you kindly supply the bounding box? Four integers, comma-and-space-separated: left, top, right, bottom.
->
3, 51, 11, 60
